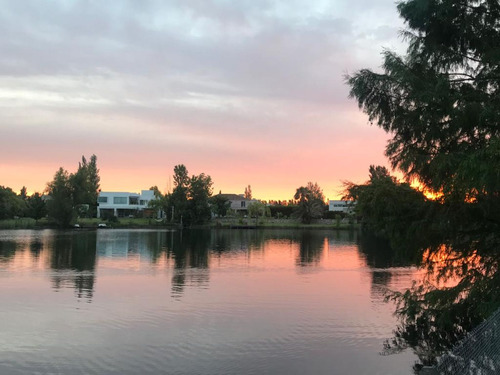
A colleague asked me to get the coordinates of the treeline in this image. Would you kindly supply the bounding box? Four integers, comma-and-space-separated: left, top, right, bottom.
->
149, 164, 213, 226
0, 186, 46, 220
2, 158, 342, 227
149, 165, 338, 225
0, 155, 100, 227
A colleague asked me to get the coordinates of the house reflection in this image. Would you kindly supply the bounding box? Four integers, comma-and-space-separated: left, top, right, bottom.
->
95, 229, 211, 299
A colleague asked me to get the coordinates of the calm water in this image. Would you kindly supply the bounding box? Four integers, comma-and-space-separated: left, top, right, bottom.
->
0, 229, 419, 374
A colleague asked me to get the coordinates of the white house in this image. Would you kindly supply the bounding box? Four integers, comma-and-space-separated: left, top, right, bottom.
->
329, 200, 356, 214
217, 193, 257, 213
97, 190, 156, 218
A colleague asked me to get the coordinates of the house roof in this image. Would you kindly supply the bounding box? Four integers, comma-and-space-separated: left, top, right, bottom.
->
218, 193, 251, 201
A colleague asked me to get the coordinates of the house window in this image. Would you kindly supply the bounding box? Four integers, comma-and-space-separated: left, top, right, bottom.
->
113, 197, 127, 204
129, 197, 139, 205
140, 200, 148, 206
241, 201, 246, 208
98, 197, 108, 203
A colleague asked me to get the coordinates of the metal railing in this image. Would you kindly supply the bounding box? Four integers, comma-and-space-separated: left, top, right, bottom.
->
423, 307, 500, 375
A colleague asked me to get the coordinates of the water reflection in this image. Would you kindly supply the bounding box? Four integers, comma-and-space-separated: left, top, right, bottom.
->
167, 230, 211, 298
377, 227, 500, 373
49, 231, 97, 301
0, 239, 17, 263
296, 231, 324, 266
2, 227, 497, 373
0, 229, 396, 301
0, 228, 421, 375
29, 238, 43, 258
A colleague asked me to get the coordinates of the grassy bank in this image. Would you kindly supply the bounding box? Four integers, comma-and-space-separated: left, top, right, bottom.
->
0, 218, 38, 229
75, 218, 178, 229
211, 218, 359, 230
0, 217, 359, 230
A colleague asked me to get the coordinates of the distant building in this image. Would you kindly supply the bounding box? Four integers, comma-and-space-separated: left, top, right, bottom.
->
217, 193, 257, 213
328, 200, 356, 214
97, 190, 156, 218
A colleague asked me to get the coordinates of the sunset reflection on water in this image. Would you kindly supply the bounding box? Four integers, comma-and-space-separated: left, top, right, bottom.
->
0, 229, 419, 375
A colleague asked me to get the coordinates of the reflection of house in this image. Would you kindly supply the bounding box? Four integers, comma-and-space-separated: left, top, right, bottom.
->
328, 200, 356, 213
218, 193, 256, 213
96, 230, 155, 258
97, 190, 156, 218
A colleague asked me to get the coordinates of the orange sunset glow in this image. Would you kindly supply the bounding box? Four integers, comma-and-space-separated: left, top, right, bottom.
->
0, 0, 405, 201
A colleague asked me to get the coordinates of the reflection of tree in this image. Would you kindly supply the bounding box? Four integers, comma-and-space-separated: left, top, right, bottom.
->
384, 234, 500, 372
0, 240, 17, 263
358, 232, 421, 269
358, 232, 423, 298
49, 231, 97, 301
29, 238, 43, 259
210, 229, 327, 268
147, 231, 169, 263
371, 271, 392, 289
167, 229, 211, 298
295, 231, 324, 267
332, 229, 358, 243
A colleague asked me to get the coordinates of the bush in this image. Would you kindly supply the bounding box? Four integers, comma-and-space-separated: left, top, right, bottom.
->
269, 205, 295, 219
106, 216, 119, 223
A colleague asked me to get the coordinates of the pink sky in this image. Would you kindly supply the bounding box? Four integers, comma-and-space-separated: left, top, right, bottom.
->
0, 0, 405, 201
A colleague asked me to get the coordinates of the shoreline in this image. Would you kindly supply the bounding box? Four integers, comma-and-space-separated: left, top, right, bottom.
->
0, 218, 360, 231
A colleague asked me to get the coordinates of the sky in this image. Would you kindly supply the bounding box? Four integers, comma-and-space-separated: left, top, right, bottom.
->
0, 0, 407, 201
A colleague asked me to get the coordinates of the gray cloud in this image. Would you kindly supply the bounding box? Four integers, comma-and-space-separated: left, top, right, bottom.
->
0, 0, 405, 195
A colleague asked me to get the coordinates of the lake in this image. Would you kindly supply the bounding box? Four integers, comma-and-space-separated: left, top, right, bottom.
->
0, 229, 419, 374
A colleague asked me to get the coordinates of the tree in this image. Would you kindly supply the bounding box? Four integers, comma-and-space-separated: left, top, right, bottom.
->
346, 1, 500, 366
368, 165, 393, 182
26, 192, 47, 220
187, 173, 213, 225
346, 0, 500, 202
46, 168, 74, 227
86, 155, 100, 216
247, 201, 270, 225
70, 155, 100, 217
165, 165, 214, 225
19, 186, 28, 201
149, 186, 163, 199
210, 194, 231, 218
344, 166, 429, 248
173, 164, 189, 189
0, 186, 26, 219
293, 182, 325, 224
169, 164, 190, 223
244, 185, 252, 200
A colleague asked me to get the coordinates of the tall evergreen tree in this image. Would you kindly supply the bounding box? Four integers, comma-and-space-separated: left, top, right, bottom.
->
169, 164, 190, 223
347, 0, 500, 201
244, 185, 252, 199
346, 0, 500, 366
19, 186, 28, 201
86, 154, 100, 216
70, 155, 100, 217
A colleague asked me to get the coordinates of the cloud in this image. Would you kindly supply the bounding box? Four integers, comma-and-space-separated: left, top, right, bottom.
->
0, 0, 406, 198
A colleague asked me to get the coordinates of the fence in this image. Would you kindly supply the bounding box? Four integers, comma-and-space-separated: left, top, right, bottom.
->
423, 307, 500, 374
